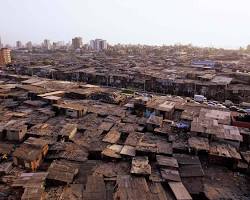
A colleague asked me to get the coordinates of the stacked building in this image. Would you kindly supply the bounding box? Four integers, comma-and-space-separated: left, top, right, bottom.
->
72, 37, 83, 49
43, 39, 51, 50
26, 41, 33, 51
90, 39, 107, 51
16, 41, 22, 49
0, 48, 11, 66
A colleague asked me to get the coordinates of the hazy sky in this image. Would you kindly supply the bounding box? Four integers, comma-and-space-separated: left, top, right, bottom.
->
1, 0, 250, 48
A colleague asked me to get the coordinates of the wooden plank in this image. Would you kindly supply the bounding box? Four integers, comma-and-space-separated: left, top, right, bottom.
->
125, 132, 144, 147
157, 140, 173, 155
168, 182, 192, 200
149, 165, 164, 182
156, 155, 178, 169
188, 137, 209, 151
12, 172, 48, 188
148, 182, 169, 200
174, 154, 201, 165
101, 145, 123, 159
182, 177, 204, 195
114, 175, 151, 200
61, 184, 84, 200
47, 160, 78, 184
120, 145, 136, 157
102, 130, 121, 144
179, 165, 204, 178
160, 169, 181, 182
82, 176, 107, 200
98, 122, 114, 132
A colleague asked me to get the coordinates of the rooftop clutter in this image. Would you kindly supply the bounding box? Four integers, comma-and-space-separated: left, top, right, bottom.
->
0, 73, 249, 200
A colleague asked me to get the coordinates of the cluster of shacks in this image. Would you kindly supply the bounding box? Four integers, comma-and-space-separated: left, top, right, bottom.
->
0, 74, 249, 200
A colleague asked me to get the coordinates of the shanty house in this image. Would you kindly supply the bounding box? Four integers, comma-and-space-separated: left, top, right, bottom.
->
12, 172, 48, 200
58, 123, 77, 140
155, 101, 175, 119
146, 114, 163, 132
53, 102, 87, 118
215, 125, 243, 149
4, 120, 27, 141
146, 97, 175, 119
13, 137, 49, 171
47, 160, 78, 184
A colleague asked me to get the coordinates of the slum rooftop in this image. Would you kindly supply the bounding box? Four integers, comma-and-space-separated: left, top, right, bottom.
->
0, 70, 249, 200
7, 45, 250, 104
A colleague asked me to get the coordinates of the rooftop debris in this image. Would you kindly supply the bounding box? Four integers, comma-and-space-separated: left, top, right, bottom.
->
131, 156, 151, 176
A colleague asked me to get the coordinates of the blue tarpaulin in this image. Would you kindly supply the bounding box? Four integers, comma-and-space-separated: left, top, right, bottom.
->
176, 121, 190, 129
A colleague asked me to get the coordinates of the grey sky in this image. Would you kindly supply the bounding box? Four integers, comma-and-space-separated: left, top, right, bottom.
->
1, 0, 250, 48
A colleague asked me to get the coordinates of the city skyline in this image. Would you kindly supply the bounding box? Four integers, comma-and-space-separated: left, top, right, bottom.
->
1, 0, 250, 49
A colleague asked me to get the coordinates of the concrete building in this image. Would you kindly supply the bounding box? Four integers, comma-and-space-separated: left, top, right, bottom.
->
90, 40, 95, 50
52, 41, 65, 50
247, 45, 250, 52
16, 41, 22, 49
0, 48, 11, 66
72, 37, 83, 49
43, 39, 51, 50
26, 41, 33, 51
0, 37, 3, 48
90, 39, 107, 51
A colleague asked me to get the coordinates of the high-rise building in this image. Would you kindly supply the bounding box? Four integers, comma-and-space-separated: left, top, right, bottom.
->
100, 39, 107, 50
16, 41, 22, 49
90, 39, 107, 51
0, 48, 11, 66
26, 41, 33, 51
52, 41, 65, 50
72, 37, 83, 49
90, 40, 94, 49
43, 39, 51, 50
0, 37, 3, 48
247, 45, 250, 52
